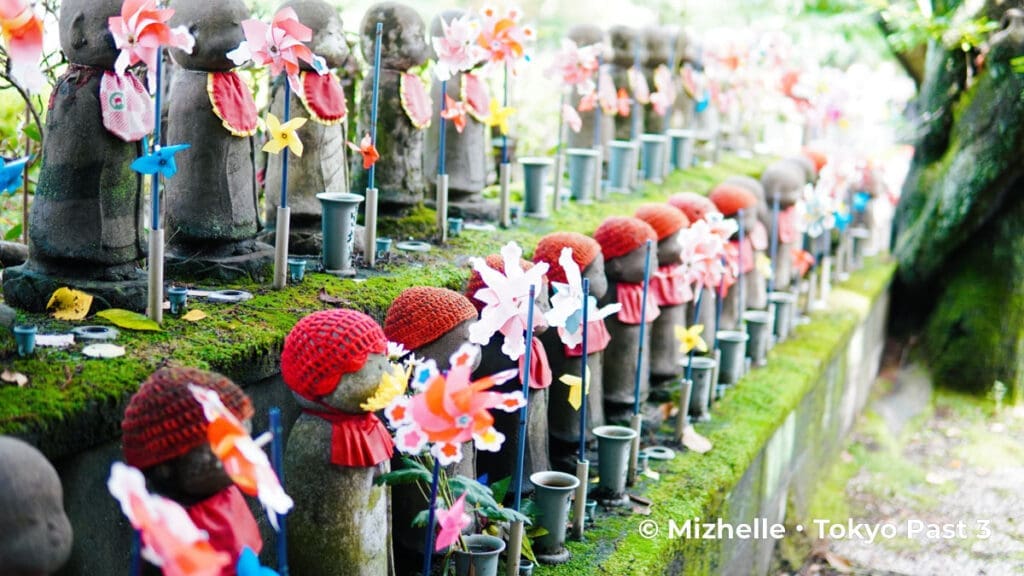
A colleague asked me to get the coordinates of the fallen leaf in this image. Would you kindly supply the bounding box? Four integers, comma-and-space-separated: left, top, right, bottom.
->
96, 309, 162, 332
642, 468, 661, 481
990, 422, 1006, 433
682, 426, 712, 453
631, 505, 652, 516
1, 369, 28, 387
46, 287, 93, 321
822, 551, 853, 573
629, 494, 653, 506
82, 343, 126, 358
318, 288, 352, 307
181, 309, 207, 322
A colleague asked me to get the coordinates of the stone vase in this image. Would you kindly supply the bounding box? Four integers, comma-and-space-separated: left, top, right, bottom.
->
593, 425, 638, 504
566, 148, 599, 204
607, 141, 637, 193
715, 330, 749, 387
667, 129, 695, 171
768, 291, 797, 343
529, 471, 580, 564
318, 192, 363, 276
684, 356, 717, 421
453, 534, 505, 576
520, 157, 553, 218
743, 310, 772, 366
640, 134, 667, 183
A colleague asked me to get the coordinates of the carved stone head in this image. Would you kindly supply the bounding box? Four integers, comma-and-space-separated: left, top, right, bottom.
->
283, 0, 349, 69
59, 0, 121, 68
360, 2, 429, 71
168, 0, 248, 71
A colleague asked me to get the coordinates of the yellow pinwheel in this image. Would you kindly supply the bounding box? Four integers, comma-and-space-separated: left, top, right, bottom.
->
559, 366, 592, 411
756, 253, 773, 280
360, 363, 410, 412
675, 324, 708, 355
262, 113, 307, 157
486, 98, 516, 135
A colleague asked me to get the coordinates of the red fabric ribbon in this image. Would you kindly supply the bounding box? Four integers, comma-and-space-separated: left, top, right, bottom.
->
300, 71, 347, 124
564, 319, 612, 357
649, 264, 694, 307
616, 283, 661, 325
208, 71, 258, 137
304, 408, 394, 467
186, 486, 262, 576
728, 239, 755, 275
518, 336, 553, 389
778, 206, 799, 244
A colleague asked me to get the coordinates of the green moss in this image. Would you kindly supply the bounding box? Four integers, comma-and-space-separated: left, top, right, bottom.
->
377, 204, 439, 241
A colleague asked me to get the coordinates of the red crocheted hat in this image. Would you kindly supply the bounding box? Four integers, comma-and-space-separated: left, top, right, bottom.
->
122, 366, 253, 470
281, 309, 387, 401
593, 216, 657, 261
801, 147, 828, 173
634, 203, 689, 240
667, 192, 719, 223
384, 287, 477, 351
709, 184, 758, 216
465, 254, 540, 312
532, 232, 601, 285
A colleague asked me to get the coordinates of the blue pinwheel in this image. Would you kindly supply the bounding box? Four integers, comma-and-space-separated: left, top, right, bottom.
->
0, 156, 30, 195
852, 191, 871, 214
694, 90, 711, 113
237, 547, 279, 576
130, 143, 190, 179
833, 209, 852, 233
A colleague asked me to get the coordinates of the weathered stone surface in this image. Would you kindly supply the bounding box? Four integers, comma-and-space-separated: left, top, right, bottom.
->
761, 161, 805, 290
3, 263, 147, 313
642, 26, 671, 133
567, 25, 614, 153
608, 25, 641, 141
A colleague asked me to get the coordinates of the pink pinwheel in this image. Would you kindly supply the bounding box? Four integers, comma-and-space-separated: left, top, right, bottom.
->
108, 463, 230, 576
549, 39, 601, 95
435, 493, 471, 551
650, 65, 676, 116
468, 241, 549, 361
477, 5, 534, 67
596, 71, 617, 114
678, 219, 729, 291
562, 103, 582, 133
0, 0, 44, 92
109, 0, 195, 92
385, 343, 525, 465
545, 247, 620, 350
627, 68, 650, 105
433, 13, 486, 82
229, 7, 327, 95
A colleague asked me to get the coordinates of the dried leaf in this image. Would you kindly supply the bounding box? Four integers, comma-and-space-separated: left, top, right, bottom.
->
95, 309, 162, 332
822, 551, 853, 573
642, 468, 660, 481
181, 309, 208, 322
318, 288, 351, 307
46, 287, 93, 321
682, 426, 713, 453
925, 472, 946, 485
1, 369, 28, 387
631, 505, 652, 516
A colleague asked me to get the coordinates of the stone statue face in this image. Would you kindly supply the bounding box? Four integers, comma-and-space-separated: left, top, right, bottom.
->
147, 443, 236, 503
582, 254, 608, 300
643, 27, 670, 68
568, 24, 604, 49
322, 353, 391, 413
657, 229, 683, 266
284, 0, 349, 69
783, 156, 817, 185
59, 0, 122, 68
760, 162, 805, 208
168, 0, 248, 71
360, 2, 429, 71
605, 243, 656, 284
415, 319, 480, 372
609, 25, 639, 67
0, 437, 73, 576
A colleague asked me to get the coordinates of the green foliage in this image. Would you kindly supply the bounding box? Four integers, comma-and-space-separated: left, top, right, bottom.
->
871, 0, 998, 52
95, 309, 163, 332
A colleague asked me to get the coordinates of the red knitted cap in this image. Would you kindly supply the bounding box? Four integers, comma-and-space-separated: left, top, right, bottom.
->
533, 232, 601, 284
593, 217, 657, 261
281, 309, 387, 401
465, 254, 539, 312
709, 184, 758, 216
384, 287, 477, 351
634, 203, 689, 240
122, 366, 253, 470
801, 147, 828, 173
667, 192, 719, 223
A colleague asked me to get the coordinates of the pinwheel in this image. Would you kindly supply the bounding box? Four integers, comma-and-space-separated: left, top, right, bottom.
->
236, 547, 279, 576
468, 241, 549, 361
0, 0, 44, 92
486, 98, 515, 135
109, 0, 195, 91
385, 343, 525, 465
108, 463, 231, 576
563, 103, 582, 133
550, 39, 601, 95
545, 247, 620, 350
616, 88, 631, 117
675, 324, 708, 355
441, 95, 470, 134
189, 385, 293, 531
262, 113, 306, 157
229, 7, 327, 95
476, 5, 534, 67
434, 493, 471, 551
348, 133, 380, 169
792, 248, 815, 278
432, 13, 485, 82
0, 156, 28, 194
130, 144, 190, 178
360, 363, 410, 412
559, 365, 591, 411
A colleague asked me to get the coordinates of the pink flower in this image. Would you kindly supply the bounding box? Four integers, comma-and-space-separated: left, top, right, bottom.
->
477, 5, 533, 67
433, 14, 485, 82
229, 7, 327, 95
0, 0, 45, 92
562, 103, 582, 133
108, 0, 195, 92
549, 39, 601, 94
435, 493, 471, 551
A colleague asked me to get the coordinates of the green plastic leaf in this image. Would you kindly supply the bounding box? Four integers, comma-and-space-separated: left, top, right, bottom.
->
95, 308, 162, 331
374, 466, 433, 487
21, 124, 41, 143
411, 509, 430, 528
489, 476, 512, 505
4, 223, 22, 241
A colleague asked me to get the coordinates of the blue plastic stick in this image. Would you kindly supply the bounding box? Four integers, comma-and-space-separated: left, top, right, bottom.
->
438, 79, 447, 175
151, 47, 163, 229
421, 458, 441, 576
715, 258, 725, 349
512, 284, 536, 512
593, 57, 603, 149
630, 35, 641, 141
269, 407, 289, 575
577, 277, 591, 459
501, 62, 510, 164
737, 209, 745, 321
129, 529, 141, 576
280, 81, 291, 209
632, 240, 653, 416
768, 196, 780, 293
685, 286, 704, 382
368, 22, 383, 190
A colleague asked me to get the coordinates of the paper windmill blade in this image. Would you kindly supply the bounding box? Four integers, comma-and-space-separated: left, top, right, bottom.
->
0, 156, 29, 194
131, 144, 191, 178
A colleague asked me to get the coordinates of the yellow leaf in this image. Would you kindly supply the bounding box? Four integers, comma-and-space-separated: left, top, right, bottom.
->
96, 309, 162, 331
46, 287, 93, 321
181, 309, 208, 322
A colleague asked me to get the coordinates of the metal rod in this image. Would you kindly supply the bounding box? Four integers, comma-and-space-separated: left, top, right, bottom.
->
631, 240, 653, 415
512, 284, 537, 513
269, 408, 289, 575
577, 277, 590, 458
420, 458, 441, 576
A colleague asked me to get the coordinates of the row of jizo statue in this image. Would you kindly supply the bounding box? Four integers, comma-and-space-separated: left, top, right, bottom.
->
0, 145, 892, 575
0, 0, 711, 314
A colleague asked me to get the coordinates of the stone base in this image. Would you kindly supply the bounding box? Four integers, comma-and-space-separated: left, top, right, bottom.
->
166, 239, 275, 282
256, 227, 323, 257
536, 546, 572, 565
442, 197, 501, 221
3, 262, 148, 312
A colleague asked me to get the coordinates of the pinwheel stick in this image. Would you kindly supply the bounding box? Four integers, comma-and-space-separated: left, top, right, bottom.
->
129, 529, 141, 576
269, 407, 289, 575
499, 62, 511, 228
552, 92, 566, 213
593, 56, 604, 201
147, 48, 165, 324
630, 38, 641, 143
572, 277, 591, 540
627, 240, 653, 486
737, 209, 746, 322
421, 458, 441, 576
272, 82, 293, 290
821, 217, 832, 301
686, 286, 705, 383
507, 284, 536, 576
768, 196, 780, 294
365, 22, 383, 268
437, 79, 449, 244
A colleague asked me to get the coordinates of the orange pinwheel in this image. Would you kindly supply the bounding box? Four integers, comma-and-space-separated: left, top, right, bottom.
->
348, 133, 380, 169
792, 248, 816, 278
441, 95, 469, 134
616, 88, 631, 117
477, 5, 533, 66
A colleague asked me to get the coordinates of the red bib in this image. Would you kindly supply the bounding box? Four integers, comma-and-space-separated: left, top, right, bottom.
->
563, 319, 612, 357
207, 72, 258, 137
650, 264, 694, 307
400, 73, 432, 129
615, 283, 661, 325
462, 72, 490, 122
518, 336, 553, 390
778, 206, 800, 244
304, 408, 394, 467
300, 71, 347, 125
186, 486, 262, 576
